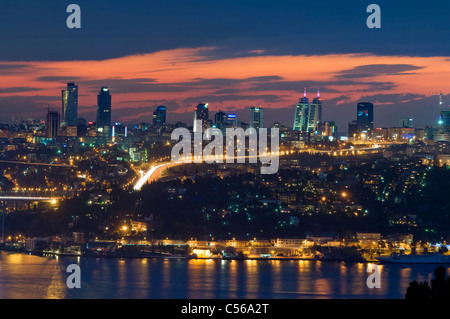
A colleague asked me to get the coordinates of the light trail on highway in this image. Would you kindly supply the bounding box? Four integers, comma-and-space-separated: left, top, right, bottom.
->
132, 144, 390, 191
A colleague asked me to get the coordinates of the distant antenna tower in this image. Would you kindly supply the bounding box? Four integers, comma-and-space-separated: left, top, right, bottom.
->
430, 91, 444, 116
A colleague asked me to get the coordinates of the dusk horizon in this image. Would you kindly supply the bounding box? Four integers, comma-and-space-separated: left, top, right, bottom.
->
1, 1, 449, 132
2, 0, 450, 305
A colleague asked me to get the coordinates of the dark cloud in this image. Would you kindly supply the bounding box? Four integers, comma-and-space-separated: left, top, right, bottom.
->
250, 80, 396, 93
181, 94, 288, 105
335, 64, 424, 79
0, 87, 42, 93
357, 93, 426, 105
36, 76, 85, 82
211, 89, 242, 94
0, 64, 31, 74
64, 76, 287, 95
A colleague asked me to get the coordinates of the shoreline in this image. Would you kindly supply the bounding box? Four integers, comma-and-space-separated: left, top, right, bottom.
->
0, 248, 370, 263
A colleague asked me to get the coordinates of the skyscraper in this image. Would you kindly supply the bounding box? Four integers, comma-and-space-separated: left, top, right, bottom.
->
293, 88, 323, 132
308, 89, 322, 132
193, 103, 209, 132
96, 87, 111, 136
293, 89, 309, 131
214, 110, 227, 133
399, 117, 413, 128
214, 110, 227, 127
46, 109, 60, 138
356, 102, 374, 133
442, 110, 450, 128
61, 82, 78, 126
348, 120, 358, 139
250, 107, 263, 130
227, 114, 238, 128
153, 106, 166, 133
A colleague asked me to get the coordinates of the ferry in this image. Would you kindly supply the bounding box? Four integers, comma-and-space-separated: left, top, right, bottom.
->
375, 253, 450, 264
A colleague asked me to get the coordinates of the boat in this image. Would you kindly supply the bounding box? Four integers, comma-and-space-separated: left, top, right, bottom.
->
375, 253, 450, 264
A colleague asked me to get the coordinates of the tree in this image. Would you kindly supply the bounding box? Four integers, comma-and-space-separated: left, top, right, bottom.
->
406, 266, 450, 299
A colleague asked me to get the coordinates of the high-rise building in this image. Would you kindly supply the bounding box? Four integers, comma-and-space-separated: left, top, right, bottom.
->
112, 123, 128, 138
193, 103, 209, 132
356, 102, 374, 134
226, 114, 239, 128
153, 106, 166, 133
61, 82, 78, 126
46, 109, 60, 138
77, 117, 87, 137
293, 89, 309, 131
399, 117, 413, 128
214, 110, 227, 133
96, 87, 111, 136
308, 89, 322, 132
441, 110, 450, 128
214, 110, 227, 127
348, 120, 358, 139
293, 89, 323, 132
250, 107, 263, 130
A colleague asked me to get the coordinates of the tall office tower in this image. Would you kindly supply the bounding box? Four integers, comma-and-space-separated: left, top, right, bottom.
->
96, 87, 112, 136
442, 110, 450, 128
293, 88, 309, 131
61, 82, 78, 126
348, 120, 358, 138
214, 110, 227, 133
193, 103, 209, 132
153, 105, 166, 133
356, 102, 374, 133
226, 114, 239, 128
399, 117, 413, 128
214, 110, 227, 127
46, 109, 60, 138
308, 89, 322, 132
250, 106, 263, 130
77, 117, 87, 137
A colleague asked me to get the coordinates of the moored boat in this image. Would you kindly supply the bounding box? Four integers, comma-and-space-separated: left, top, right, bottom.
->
376, 253, 450, 264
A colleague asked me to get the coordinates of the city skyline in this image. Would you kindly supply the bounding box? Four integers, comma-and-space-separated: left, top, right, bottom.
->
0, 2, 449, 132
1, 1, 450, 301
0, 56, 448, 132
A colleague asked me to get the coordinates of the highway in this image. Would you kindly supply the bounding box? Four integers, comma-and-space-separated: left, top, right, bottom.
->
0, 160, 76, 168
132, 144, 391, 191
0, 196, 61, 202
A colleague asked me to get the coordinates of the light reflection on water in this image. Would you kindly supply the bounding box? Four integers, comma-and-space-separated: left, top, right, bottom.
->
0, 251, 446, 299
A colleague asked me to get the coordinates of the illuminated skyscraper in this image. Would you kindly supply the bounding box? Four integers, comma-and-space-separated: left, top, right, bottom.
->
96, 87, 111, 136
61, 82, 78, 126
250, 107, 263, 130
308, 89, 322, 132
153, 105, 166, 133
193, 103, 209, 132
293, 88, 309, 131
356, 102, 374, 133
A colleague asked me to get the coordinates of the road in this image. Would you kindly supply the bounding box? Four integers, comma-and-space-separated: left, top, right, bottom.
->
132, 143, 393, 191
